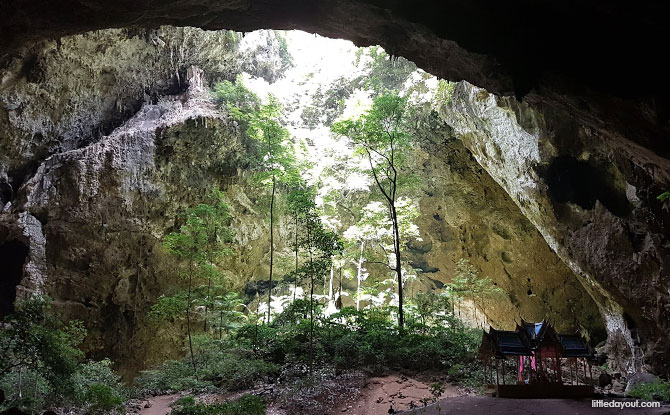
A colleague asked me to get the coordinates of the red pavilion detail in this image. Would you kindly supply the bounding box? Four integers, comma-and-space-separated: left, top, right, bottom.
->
477, 319, 595, 398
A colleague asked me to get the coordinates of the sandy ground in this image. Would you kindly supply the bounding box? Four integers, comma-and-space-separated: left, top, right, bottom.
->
137, 375, 669, 415
139, 394, 180, 415
399, 396, 670, 415
335, 374, 462, 415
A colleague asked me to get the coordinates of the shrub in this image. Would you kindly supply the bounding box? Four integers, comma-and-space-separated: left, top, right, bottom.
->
135, 359, 210, 395
84, 384, 124, 414
202, 353, 278, 391
71, 359, 126, 405
628, 380, 670, 402
0, 296, 87, 412
135, 342, 278, 395
171, 394, 265, 415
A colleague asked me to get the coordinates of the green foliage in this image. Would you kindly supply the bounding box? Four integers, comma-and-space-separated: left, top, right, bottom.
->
243, 96, 297, 187
332, 92, 415, 328
447, 259, 504, 315
149, 293, 188, 322
627, 380, 670, 402
71, 359, 126, 407
411, 292, 452, 330
658, 191, 670, 202
0, 296, 127, 414
234, 304, 481, 385
134, 359, 207, 394
212, 76, 260, 118
301, 78, 357, 127
83, 384, 124, 415
156, 188, 234, 375
0, 296, 86, 411
275, 32, 293, 71
433, 79, 456, 107
355, 46, 417, 94
134, 343, 278, 395
211, 77, 264, 165
164, 189, 233, 265
171, 394, 266, 415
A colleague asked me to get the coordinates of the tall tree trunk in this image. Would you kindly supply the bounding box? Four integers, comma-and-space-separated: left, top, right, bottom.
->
390, 202, 404, 330
204, 259, 212, 332
268, 174, 276, 323
339, 266, 342, 298
294, 212, 298, 301
219, 309, 224, 340
308, 227, 314, 374
186, 261, 197, 377
356, 241, 365, 311
328, 264, 334, 301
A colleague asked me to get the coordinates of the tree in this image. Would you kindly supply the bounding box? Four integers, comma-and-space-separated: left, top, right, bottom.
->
0, 296, 86, 408
214, 80, 298, 323
354, 46, 417, 94
160, 189, 233, 376
413, 292, 452, 333
447, 259, 504, 325
294, 199, 342, 372
343, 214, 377, 311
198, 189, 233, 332
245, 96, 296, 324
332, 94, 413, 330
285, 185, 315, 302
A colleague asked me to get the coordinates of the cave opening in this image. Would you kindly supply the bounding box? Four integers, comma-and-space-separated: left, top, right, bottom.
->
0, 22, 646, 409
545, 156, 632, 217
0, 239, 29, 316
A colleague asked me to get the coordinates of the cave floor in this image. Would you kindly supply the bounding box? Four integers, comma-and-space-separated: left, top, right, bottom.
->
400, 395, 670, 415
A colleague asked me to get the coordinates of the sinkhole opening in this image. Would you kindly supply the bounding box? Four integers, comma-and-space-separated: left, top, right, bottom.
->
0, 239, 29, 316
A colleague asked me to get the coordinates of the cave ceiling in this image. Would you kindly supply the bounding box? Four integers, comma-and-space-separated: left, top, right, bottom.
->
1, 0, 668, 157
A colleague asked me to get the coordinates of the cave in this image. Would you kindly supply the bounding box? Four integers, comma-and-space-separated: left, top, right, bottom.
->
0, 1, 669, 412
0, 239, 29, 316
545, 156, 632, 217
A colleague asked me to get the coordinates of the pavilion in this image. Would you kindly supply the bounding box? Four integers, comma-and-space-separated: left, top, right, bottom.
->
477, 319, 595, 398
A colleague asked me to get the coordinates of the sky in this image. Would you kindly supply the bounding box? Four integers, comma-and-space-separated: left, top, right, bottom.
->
236, 29, 439, 208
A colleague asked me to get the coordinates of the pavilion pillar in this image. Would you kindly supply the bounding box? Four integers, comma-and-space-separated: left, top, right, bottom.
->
496, 359, 499, 386
516, 357, 520, 384
502, 359, 507, 385
490, 361, 493, 384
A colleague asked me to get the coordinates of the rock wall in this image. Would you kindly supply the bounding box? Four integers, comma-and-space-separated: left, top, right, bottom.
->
5, 67, 248, 374
0, 26, 243, 188
408, 116, 603, 337
0, 28, 289, 375
438, 81, 670, 375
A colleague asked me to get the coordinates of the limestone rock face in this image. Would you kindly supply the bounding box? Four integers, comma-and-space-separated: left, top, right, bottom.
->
0, 27, 243, 188
408, 119, 603, 336
438, 81, 670, 376
5, 66, 250, 374
0, 35, 293, 373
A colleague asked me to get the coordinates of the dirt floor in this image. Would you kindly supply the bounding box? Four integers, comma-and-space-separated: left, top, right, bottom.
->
136, 373, 462, 415
138, 394, 180, 415
335, 373, 463, 414
136, 375, 670, 415
399, 395, 670, 415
